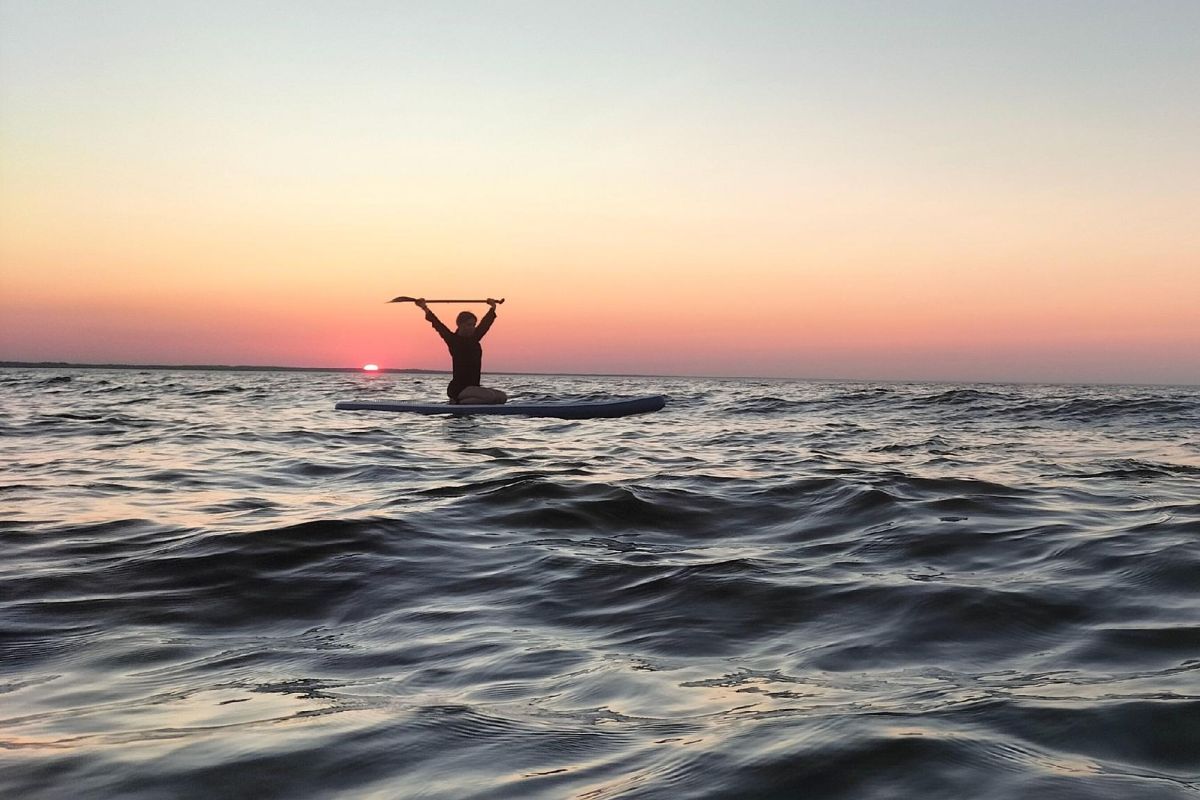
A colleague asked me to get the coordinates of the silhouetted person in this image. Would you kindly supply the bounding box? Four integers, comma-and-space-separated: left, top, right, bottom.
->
414, 298, 508, 404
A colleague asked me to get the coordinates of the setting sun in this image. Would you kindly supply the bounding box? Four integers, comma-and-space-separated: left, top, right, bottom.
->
362, 364, 379, 372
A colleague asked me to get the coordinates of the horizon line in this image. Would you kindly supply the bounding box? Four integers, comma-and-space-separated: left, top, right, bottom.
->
1, 360, 1195, 389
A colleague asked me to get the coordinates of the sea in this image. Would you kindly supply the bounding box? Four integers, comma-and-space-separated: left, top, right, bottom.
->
1, 367, 1198, 800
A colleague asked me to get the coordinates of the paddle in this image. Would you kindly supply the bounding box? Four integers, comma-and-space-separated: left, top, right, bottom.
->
389, 296, 505, 305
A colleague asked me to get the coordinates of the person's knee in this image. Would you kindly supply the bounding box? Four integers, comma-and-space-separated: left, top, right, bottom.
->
456, 386, 504, 405
480, 387, 506, 404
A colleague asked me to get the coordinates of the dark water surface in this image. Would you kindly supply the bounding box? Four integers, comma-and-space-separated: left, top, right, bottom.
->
2, 368, 1198, 799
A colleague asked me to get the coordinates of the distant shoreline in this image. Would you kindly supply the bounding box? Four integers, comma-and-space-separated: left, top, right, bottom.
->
0, 361, 688, 380
1, 360, 444, 374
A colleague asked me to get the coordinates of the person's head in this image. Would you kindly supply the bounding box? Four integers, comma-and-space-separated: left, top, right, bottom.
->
455, 311, 477, 335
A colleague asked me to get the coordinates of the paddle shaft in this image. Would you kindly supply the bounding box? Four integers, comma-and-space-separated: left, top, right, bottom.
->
389, 296, 505, 305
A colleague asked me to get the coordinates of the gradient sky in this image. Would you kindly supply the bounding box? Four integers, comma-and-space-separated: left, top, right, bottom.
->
1, 1, 1197, 383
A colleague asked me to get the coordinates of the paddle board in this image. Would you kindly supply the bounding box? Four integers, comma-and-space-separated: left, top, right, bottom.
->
335, 395, 666, 419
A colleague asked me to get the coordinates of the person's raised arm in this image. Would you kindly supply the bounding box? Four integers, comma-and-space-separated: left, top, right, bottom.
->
474, 298, 499, 340
416, 298, 453, 341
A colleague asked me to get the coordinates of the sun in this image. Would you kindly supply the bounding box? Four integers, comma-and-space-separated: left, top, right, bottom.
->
362, 364, 380, 372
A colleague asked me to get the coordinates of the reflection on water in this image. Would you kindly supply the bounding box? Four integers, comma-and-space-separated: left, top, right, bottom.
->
1, 368, 1198, 799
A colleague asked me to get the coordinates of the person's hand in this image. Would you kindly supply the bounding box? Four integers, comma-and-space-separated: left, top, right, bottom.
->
486, 298, 499, 307
415, 298, 428, 310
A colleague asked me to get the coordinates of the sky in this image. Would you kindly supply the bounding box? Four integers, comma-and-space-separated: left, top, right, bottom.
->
1, 0, 1197, 384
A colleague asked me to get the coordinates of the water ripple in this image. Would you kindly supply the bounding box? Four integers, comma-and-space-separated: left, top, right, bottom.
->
1, 368, 1198, 799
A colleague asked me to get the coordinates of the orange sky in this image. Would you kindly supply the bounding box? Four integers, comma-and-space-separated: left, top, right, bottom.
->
1, 2, 1197, 383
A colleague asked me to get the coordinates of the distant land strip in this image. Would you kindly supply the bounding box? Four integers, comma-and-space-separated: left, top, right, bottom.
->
0, 361, 687, 380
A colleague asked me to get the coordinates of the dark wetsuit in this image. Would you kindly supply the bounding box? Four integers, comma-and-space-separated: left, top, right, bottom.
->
426, 307, 496, 401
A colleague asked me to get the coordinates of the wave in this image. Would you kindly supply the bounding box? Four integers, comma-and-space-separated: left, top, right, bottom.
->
2, 369, 1198, 800
1010, 395, 1200, 423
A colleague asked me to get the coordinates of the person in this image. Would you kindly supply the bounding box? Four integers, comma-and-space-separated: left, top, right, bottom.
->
414, 298, 508, 404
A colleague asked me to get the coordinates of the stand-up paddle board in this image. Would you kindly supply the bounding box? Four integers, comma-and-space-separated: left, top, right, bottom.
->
335, 395, 666, 419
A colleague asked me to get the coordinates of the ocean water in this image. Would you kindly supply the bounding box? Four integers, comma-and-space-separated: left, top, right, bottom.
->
1, 367, 1198, 800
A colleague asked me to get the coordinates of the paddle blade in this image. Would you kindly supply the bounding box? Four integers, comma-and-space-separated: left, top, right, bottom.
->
389, 296, 416, 303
